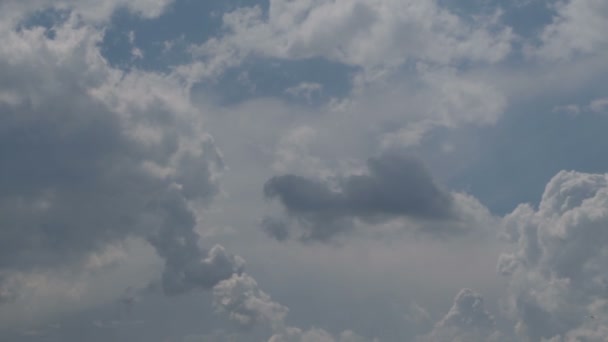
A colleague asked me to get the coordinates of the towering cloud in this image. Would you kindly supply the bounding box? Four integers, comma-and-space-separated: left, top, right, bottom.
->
0, 9, 241, 302
499, 171, 608, 341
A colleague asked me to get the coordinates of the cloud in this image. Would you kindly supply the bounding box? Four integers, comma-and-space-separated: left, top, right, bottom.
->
263, 153, 455, 240
499, 170, 608, 340
589, 97, 608, 113
285, 83, 323, 102
213, 273, 288, 331
4, 1, 608, 341
0, 6, 240, 307
269, 328, 372, 342
213, 273, 374, 342
552, 96, 608, 116
418, 288, 505, 342
530, 0, 608, 61
192, 0, 513, 78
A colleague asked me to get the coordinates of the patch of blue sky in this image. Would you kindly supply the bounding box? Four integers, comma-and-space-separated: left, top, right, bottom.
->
439, 0, 555, 37
17, 7, 71, 39
437, 0, 556, 68
499, 1, 555, 37
450, 82, 608, 214
100, 0, 266, 71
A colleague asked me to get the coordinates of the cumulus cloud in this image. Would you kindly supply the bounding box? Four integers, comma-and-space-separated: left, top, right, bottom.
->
530, 0, 608, 60
191, 0, 513, 77
499, 170, 608, 341
0, 5, 240, 306
418, 288, 505, 342
213, 273, 374, 342
213, 274, 289, 331
263, 153, 455, 240
4, 1, 608, 341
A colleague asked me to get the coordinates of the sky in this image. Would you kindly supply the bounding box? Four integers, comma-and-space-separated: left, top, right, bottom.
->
0, 0, 608, 341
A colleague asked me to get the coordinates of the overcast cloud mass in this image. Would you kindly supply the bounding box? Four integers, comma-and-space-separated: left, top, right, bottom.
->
0, 0, 607, 341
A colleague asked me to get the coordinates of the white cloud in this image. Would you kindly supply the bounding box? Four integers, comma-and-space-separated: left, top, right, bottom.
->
192, 0, 513, 77
285, 82, 323, 102
530, 0, 608, 60
589, 97, 608, 113
213, 273, 375, 341
499, 170, 608, 341
213, 273, 289, 331
418, 288, 506, 342
552, 96, 608, 116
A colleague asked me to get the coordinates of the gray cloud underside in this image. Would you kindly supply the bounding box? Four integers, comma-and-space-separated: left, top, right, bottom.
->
263, 153, 454, 240
0, 15, 241, 300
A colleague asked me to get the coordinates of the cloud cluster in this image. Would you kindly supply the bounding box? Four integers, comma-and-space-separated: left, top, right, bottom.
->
499, 170, 608, 341
531, 0, 608, 60
2, 0, 607, 341
263, 153, 497, 241
213, 273, 374, 342
193, 0, 513, 77
0, 6, 240, 304
418, 288, 505, 342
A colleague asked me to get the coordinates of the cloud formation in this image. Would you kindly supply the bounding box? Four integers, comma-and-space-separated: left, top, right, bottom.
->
499, 170, 608, 341
0, 8, 240, 303
1, 0, 607, 341
213, 273, 374, 342
263, 153, 454, 240
418, 288, 505, 342
192, 0, 513, 78
531, 0, 608, 60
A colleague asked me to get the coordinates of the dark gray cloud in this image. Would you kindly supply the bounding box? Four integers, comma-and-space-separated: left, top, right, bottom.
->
261, 217, 290, 242
0, 17, 241, 300
263, 153, 454, 240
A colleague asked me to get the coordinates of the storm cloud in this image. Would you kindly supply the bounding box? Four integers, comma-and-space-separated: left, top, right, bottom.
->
263, 153, 454, 240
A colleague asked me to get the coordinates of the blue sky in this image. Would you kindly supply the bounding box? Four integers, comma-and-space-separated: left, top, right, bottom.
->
1, 0, 608, 341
